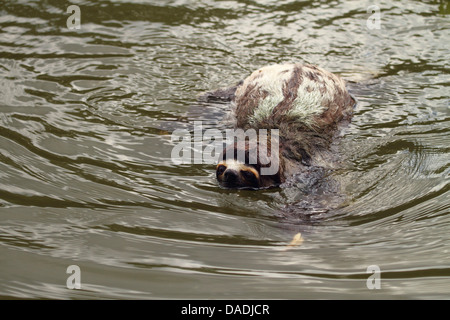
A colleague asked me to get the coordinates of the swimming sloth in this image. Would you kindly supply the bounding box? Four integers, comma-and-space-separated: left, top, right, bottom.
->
208, 63, 356, 189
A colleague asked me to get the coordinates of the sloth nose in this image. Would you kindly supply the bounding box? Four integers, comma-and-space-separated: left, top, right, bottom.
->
224, 169, 238, 181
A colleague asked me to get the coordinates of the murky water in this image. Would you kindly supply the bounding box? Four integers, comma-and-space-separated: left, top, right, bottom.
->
0, 0, 449, 299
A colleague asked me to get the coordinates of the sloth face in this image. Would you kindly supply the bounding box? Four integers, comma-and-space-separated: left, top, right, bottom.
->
216, 159, 261, 189
216, 141, 281, 189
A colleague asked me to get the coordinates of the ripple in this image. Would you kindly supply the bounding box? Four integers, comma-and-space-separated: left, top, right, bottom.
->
0, 0, 449, 299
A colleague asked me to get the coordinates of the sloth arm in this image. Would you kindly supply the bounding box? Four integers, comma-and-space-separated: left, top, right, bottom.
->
198, 81, 243, 103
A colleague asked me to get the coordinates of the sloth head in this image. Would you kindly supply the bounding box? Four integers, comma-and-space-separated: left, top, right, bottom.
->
216, 142, 281, 190
216, 159, 261, 189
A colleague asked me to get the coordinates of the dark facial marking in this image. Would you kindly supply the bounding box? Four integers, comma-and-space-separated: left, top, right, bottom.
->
217, 164, 226, 175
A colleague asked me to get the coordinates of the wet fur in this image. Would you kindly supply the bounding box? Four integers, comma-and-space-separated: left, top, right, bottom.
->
209, 63, 356, 189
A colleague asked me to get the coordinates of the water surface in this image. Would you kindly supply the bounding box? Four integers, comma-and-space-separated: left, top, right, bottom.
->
0, 0, 449, 299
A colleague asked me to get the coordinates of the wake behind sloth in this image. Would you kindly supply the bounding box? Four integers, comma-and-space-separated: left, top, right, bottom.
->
205, 63, 356, 190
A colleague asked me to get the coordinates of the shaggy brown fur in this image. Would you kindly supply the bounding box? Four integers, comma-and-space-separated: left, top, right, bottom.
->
213, 63, 356, 189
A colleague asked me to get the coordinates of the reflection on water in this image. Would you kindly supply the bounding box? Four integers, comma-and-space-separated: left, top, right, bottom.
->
0, 0, 449, 299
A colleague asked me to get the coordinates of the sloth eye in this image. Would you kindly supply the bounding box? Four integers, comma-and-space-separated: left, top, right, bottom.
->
217, 165, 226, 175
240, 170, 255, 180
